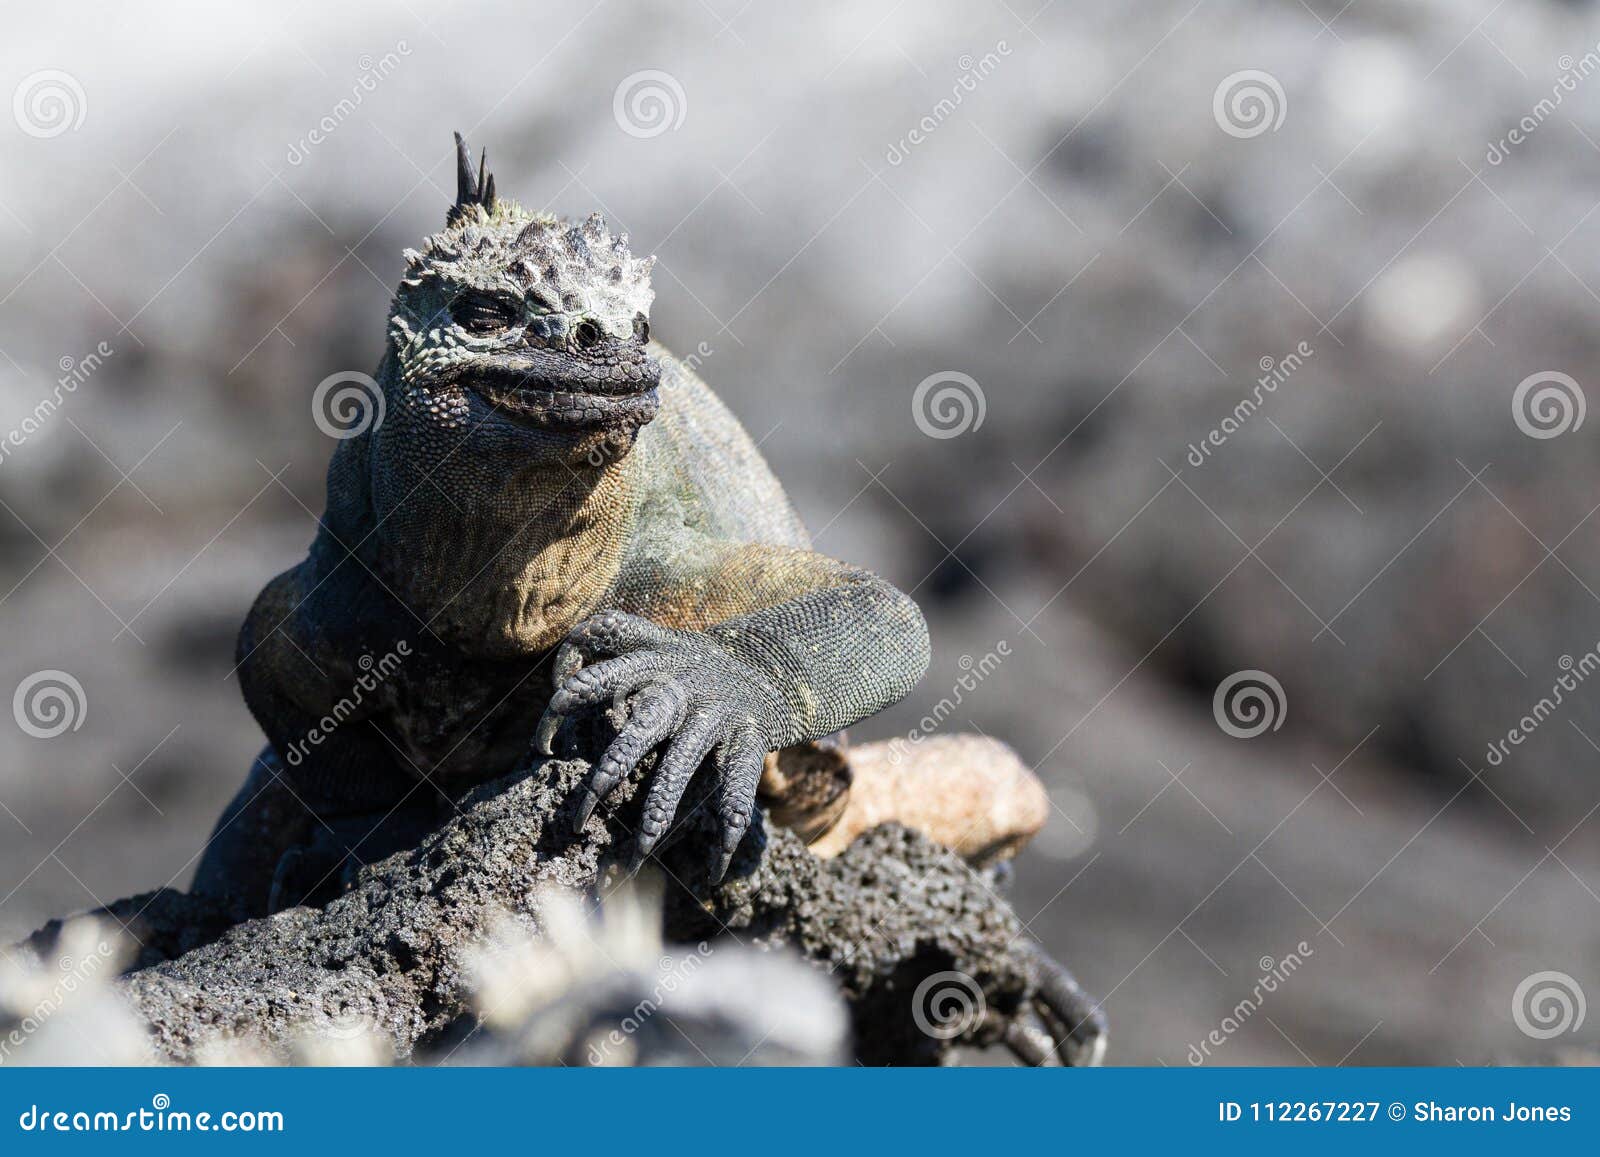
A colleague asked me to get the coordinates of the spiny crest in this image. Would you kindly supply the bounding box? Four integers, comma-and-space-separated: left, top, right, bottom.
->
507, 210, 656, 318
398, 133, 655, 329
448, 131, 496, 225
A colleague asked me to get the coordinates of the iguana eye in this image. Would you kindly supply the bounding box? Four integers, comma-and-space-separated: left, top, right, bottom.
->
633, 314, 650, 343
573, 319, 603, 350
450, 292, 519, 333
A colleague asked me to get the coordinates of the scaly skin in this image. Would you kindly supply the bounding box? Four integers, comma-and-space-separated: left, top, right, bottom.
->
205, 135, 928, 890
191, 136, 1103, 1065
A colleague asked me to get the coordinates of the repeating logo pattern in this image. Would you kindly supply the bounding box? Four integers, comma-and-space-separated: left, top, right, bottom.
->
1512, 971, 1586, 1040
312, 371, 385, 439
13, 670, 86, 739
1512, 371, 1585, 439
12, 70, 86, 138
911, 970, 986, 1040
613, 70, 687, 139
912, 371, 986, 439
1213, 670, 1287, 739
1212, 70, 1287, 138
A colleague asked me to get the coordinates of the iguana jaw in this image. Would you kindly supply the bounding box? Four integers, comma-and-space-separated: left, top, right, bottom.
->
440, 346, 661, 430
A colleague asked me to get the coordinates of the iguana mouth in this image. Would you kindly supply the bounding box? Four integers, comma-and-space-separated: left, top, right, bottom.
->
449, 350, 661, 429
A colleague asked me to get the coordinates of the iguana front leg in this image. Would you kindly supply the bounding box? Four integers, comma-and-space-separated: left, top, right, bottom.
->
534, 542, 930, 879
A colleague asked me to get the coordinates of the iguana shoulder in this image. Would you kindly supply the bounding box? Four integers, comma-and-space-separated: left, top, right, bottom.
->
629, 346, 810, 552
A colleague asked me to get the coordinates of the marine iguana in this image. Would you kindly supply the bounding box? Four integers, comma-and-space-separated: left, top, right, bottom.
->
197, 134, 1055, 927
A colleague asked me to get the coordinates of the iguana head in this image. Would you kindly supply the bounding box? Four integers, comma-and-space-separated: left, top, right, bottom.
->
384, 134, 659, 441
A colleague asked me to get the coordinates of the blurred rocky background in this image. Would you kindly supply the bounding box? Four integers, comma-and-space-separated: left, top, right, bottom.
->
1, 0, 1598, 1064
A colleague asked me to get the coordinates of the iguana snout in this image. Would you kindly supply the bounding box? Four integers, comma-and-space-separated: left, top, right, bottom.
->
438, 338, 661, 430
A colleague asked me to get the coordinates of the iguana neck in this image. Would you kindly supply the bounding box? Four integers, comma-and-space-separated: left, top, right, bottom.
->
331, 366, 644, 656
390, 456, 638, 656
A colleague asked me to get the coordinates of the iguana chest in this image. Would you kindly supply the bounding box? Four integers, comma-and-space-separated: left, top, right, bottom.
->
371, 638, 554, 787
376, 469, 635, 658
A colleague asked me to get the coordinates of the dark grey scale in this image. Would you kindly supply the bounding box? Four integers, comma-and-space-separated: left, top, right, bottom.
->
193, 128, 1105, 1068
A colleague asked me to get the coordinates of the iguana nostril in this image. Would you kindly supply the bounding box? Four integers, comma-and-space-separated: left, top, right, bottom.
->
574, 319, 602, 350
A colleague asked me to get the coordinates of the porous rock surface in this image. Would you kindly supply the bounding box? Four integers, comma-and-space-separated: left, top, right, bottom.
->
19, 756, 1039, 1065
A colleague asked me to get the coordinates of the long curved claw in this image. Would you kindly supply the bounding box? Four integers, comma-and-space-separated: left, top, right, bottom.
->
1004, 1009, 1064, 1067
534, 707, 563, 757
711, 839, 738, 885
537, 655, 659, 755
537, 641, 592, 754
633, 713, 722, 867
540, 614, 672, 755
574, 682, 687, 832
537, 610, 786, 880
1022, 940, 1107, 1066
710, 733, 765, 882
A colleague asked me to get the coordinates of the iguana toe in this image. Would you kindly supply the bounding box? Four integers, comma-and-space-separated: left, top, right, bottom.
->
633, 712, 723, 863
545, 611, 785, 877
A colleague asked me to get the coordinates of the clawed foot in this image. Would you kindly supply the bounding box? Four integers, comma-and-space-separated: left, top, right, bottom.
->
535, 610, 785, 880
1002, 940, 1107, 1067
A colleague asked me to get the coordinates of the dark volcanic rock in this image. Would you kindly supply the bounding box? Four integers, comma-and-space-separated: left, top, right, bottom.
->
19, 756, 1075, 1065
